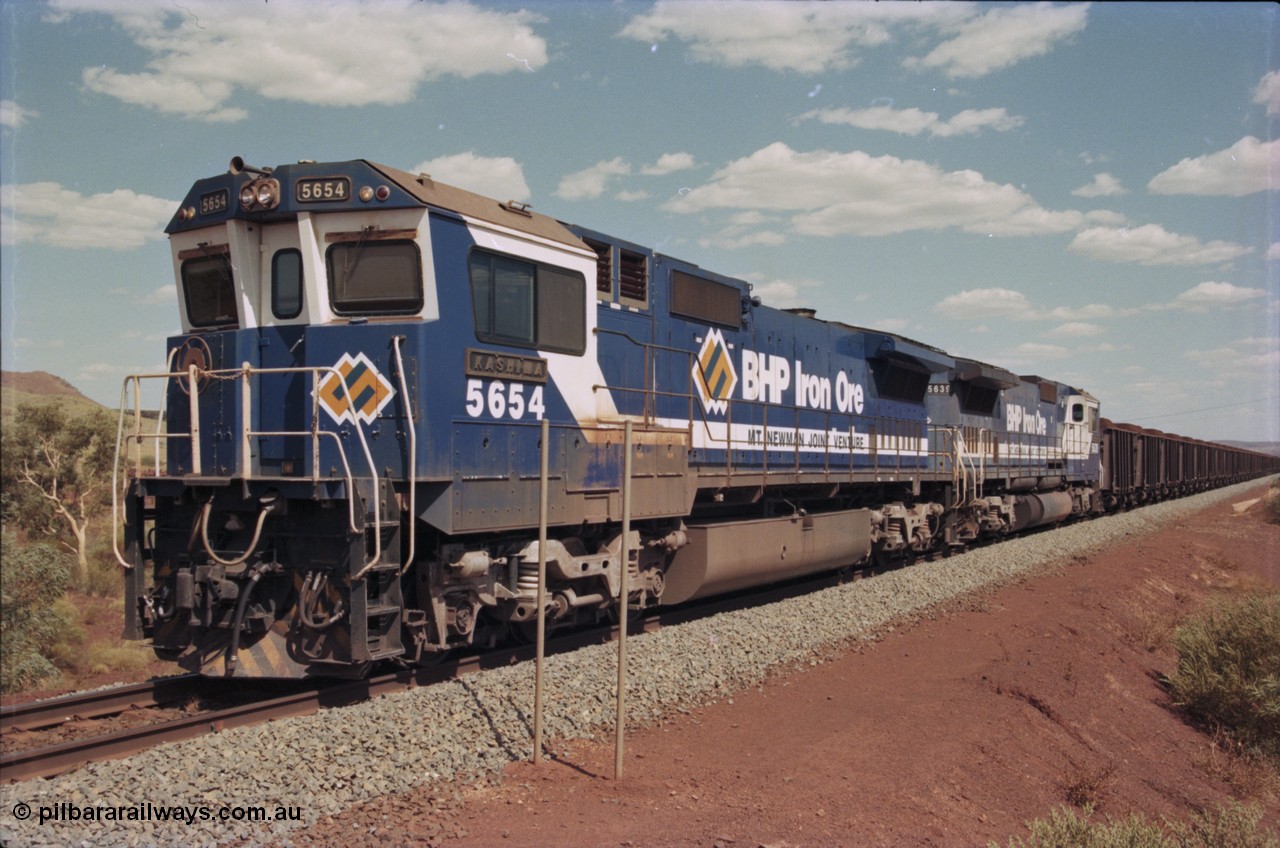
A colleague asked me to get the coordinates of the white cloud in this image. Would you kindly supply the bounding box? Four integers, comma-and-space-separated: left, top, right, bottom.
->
51, 0, 548, 121
412, 153, 530, 202
701, 211, 788, 249
1254, 70, 1280, 116
1071, 172, 1126, 198
136, 285, 177, 305
1266, 243, 1280, 262
0, 99, 37, 129
0, 182, 176, 249
1067, 224, 1252, 267
750, 280, 803, 308
1172, 281, 1269, 310
618, 1, 952, 74
555, 153, 696, 201
903, 2, 1090, 79
621, 2, 1082, 80
666, 142, 1086, 239
934, 288, 1035, 320
1185, 342, 1280, 371
798, 105, 1023, 137
1147, 136, 1278, 197
1046, 322, 1104, 338
555, 157, 632, 201
640, 152, 696, 176
1046, 303, 1115, 321
1013, 341, 1070, 360
615, 190, 651, 203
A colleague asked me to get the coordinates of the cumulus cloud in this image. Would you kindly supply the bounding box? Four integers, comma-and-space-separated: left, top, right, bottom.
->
1254, 70, 1280, 116
640, 152, 696, 176
1013, 341, 1070, 360
1046, 322, 1104, 338
934, 288, 1035, 320
1067, 224, 1252, 267
1147, 136, 1278, 197
555, 153, 699, 201
903, 2, 1090, 79
50, 0, 548, 121
0, 100, 37, 129
1185, 341, 1280, 371
555, 158, 632, 201
797, 105, 1023, 137
1, 182, 176, 249
412, 152, 530, 202
135, 285, 177, 305
620, 1, 1082, 78
666, 142, 1088, 239
1172, 281, 1269, 310
749, 280, 804, 309
618, 1, 950, 74
1071, 172, 1126, 198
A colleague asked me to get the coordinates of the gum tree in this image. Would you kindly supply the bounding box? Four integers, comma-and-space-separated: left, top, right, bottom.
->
1, 402, 117, 585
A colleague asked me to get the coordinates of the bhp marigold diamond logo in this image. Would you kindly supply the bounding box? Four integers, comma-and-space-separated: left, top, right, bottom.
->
317, 352, 396, 425
692, 328, 736, 415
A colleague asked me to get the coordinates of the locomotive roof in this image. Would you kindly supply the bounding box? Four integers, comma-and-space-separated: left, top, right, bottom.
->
366, 161, 586, 250
167, 158, 588, 252
952, 357, 1020, 389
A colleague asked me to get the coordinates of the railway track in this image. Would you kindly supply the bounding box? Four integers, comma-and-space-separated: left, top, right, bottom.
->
0, 615, 660, 783
0, 506, 1182, 785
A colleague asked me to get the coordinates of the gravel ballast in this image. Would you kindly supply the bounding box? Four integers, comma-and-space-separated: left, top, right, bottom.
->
2, 478, 1274, 848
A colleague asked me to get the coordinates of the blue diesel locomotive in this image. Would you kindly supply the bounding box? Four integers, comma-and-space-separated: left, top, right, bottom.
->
113, 158, 1272, 678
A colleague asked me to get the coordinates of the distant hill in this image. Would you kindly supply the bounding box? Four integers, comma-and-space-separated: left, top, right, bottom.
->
2, 370, 95, 400
1, 370, 108, 419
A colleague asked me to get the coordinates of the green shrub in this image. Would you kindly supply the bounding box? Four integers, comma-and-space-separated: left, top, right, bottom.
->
998, 805, 1164, 848
0, 535, 71, 692
1166, 591, 1280, 759
1169, 801, 1279, 848
1266, 485, 1280, 526
85, 539, 124, 598
998, 803, 1278, 848
44, 595, 152, 680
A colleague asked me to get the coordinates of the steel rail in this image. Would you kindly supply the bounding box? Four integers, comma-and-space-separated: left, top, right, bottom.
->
0, 675, 205, 734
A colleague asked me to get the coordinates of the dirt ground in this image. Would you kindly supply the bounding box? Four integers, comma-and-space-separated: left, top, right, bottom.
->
286, 484, 1279, 848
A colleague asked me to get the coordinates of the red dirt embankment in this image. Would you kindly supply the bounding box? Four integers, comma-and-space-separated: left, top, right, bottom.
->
290, 484, 1279, 848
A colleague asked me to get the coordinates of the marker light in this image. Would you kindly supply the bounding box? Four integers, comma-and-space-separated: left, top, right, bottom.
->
375, 185, 391, 201
359, 186, 374, 202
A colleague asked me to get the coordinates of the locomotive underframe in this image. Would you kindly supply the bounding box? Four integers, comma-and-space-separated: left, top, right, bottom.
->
122, 454, 1115, 678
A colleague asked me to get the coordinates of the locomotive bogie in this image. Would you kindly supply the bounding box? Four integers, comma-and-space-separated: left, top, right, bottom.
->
113, 158, 1279, 679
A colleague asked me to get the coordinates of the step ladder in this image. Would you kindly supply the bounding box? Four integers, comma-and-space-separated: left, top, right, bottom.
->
349, 478, 404, 662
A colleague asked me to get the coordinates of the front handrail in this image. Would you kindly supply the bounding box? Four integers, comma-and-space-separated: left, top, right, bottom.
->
112, 362, 385, 575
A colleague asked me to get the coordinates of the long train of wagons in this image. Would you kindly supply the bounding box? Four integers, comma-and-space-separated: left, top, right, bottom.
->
112, 158, 1279, 678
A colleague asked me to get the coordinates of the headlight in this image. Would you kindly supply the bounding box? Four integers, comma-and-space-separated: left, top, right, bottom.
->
239, 178, 282, 211
255, 179, 280, 208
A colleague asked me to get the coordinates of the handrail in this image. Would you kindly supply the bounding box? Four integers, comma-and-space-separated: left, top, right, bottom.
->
392, 334, 417, 577
112, 361, 386, 577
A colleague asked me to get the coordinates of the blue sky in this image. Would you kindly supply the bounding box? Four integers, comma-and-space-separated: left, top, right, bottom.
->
1, 0, 1277, 442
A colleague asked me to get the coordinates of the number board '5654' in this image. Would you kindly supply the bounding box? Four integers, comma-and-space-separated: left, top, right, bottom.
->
464, 379, 546, 421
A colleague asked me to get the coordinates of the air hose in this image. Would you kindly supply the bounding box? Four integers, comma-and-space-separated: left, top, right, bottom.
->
224, 562, 270, 678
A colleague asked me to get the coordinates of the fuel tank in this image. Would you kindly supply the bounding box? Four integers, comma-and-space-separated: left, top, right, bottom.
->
662, 508, 872, 605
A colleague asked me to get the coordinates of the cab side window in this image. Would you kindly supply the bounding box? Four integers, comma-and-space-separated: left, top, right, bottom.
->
469, 250, 585, 355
